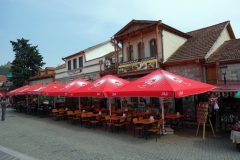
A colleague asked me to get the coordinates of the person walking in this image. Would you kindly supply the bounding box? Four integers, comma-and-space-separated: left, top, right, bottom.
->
1, 98, 8, 121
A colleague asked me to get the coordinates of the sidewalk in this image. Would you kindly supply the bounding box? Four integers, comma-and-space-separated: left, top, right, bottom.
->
0, 145, 37, 160
0, 108, 239, 160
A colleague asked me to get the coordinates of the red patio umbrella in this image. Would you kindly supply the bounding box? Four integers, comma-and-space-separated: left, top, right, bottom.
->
110, 69, 217, 98
70, 75, 130, 114
0, 93, 5, 97
70, 75, 130, 98
6, 85, 30, 96
15, 83, 44, 95
39, 81, 65, 96
44, 78, 90, 96
44, 78, 90, 111
109, 69, 218, 129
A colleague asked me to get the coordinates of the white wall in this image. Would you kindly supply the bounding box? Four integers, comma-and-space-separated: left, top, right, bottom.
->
205, 26, 231, 58
85, 42, 115, 61
162, 30, 187, 62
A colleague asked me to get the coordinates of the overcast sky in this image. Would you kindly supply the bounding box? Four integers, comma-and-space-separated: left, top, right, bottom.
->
1, 0, 240, 68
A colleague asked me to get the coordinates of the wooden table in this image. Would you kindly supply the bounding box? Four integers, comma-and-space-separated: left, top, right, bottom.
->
165, 114, 183, 128
136, 119, 159, 139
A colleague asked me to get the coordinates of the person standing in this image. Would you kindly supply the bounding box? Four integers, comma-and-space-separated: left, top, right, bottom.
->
1, 98, 8, 121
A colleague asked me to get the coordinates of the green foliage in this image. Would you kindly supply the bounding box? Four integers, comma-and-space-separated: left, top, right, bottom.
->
9, 38, 46, 86
0, 66, 10, 76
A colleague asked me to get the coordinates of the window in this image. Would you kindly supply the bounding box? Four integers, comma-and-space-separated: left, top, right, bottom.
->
138, 42, 145, 59
73, 58, 77, 69
150, 39, 157, 57
79, 57, 83, 68
68, 60, 71, 70
127, 45, 134, 61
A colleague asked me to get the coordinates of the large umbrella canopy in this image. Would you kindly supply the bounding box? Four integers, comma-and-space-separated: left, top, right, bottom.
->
6, 85, 30, 96
15, 83, 44, 95
69, 75, 130, 98
0, 93, 5, 97
110, 69, 218, 98
234, 91, 240, 98
44, 78, 90, 96
40, 82, 65, 96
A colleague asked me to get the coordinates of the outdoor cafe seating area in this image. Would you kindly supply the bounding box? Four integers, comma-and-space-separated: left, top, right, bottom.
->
5, 69, 220, 142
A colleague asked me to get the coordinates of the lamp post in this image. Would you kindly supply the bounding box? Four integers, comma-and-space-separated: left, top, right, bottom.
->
220, 64, 228, 85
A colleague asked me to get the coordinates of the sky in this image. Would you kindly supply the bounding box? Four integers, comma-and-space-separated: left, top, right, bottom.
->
1, 0, 240, 68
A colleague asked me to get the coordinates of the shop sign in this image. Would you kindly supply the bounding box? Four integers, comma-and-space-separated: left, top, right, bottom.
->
68, 69, 82, 76
118, 56, 157, 73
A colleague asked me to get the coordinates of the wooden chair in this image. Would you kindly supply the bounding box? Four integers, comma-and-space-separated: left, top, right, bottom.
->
65, 110, 73, 123
104, 115, 113, 131
57, 108, 65, 120
132, 118, 144, 137
113, 117, 126, 134
124, 115, 132, 131
80, 112, 88, 127
90, 115, 101, 129
148, 119, 163, 142
52, 109, 58, 120
72, 113, 81, 125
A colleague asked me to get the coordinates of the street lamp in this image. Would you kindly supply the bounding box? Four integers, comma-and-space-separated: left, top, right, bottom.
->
220, 64, 228, 85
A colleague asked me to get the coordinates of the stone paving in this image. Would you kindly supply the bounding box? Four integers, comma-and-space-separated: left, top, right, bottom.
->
0, 108, 239, 160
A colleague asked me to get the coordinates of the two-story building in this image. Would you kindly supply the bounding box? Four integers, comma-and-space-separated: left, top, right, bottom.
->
101, 19, 240, 121
55, 40, 118, 83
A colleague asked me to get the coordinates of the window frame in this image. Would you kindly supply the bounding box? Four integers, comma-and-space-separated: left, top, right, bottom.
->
73, 58, 77, 69
127, 45, 134, 61
138, 42, 145, 59
67, 60, 71, 70
79, 57, 83, 68
150, 39, 157, 57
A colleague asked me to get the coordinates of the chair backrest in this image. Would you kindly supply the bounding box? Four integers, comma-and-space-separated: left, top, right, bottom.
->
59, 108, 64, 112
67, 111, 73, 115
105, 115, 110, 120
81, 112, 87, 117
111, 114, 116, 117
138, 117, 143, 121
117, 109, 121, 112
52, 109, 58, 112
95, 115, 101, 121
87, 112, 93, 115
120, 117, 125, 123
94, 108, 99, 112
74, 110, 80, 114
133, 118, 138, 124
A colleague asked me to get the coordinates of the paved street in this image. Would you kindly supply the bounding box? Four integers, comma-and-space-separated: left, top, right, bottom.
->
0, 108, 239, 160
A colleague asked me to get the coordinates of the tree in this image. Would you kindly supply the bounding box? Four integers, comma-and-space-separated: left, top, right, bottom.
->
9, 38, 46, 86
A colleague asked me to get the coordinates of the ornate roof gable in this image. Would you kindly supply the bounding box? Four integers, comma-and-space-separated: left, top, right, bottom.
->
114, 20, 157, 37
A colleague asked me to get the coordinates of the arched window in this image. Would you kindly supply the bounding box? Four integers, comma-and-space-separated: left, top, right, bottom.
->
150, 39, 157, 57
138, 42, 145, 59
127, 45, 134, 61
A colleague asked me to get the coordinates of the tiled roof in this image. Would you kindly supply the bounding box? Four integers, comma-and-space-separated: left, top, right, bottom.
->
28, 73, 54, 81
206, 39, 240, 63
165, 21, 229, 63
55, 64, 66, 70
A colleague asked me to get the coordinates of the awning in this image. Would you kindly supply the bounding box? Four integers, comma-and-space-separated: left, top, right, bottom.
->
211, 80, 240, 92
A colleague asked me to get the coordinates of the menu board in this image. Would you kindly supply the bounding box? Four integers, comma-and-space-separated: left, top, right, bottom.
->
197, 102, 208, 123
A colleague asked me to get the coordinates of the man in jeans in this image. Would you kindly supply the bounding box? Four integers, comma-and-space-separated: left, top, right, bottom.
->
1, 98, 8, 121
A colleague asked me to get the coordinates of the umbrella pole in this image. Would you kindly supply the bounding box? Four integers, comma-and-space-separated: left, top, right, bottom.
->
78, 97, 81, 111
160, 98, 165, 131
108, 97, 111, 116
